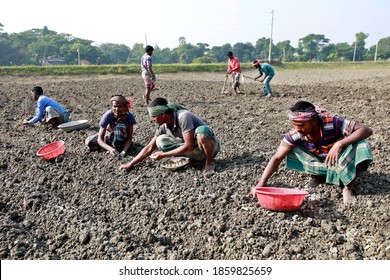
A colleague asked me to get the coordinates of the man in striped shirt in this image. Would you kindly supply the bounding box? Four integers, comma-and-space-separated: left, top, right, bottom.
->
254, 100, 373, 205
141, 45, 157, 105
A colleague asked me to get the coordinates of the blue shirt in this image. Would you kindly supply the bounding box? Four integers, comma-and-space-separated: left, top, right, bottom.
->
258, 63, 275, 76
99, 110, 136, 129
29, 95, 68, 124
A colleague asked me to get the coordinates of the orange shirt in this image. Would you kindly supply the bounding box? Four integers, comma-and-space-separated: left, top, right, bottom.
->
228, 57, 241, 73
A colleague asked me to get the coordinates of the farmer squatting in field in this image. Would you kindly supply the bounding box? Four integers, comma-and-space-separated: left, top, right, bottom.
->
120, 97, 220, 173
22, 86, 70, 127
254, 100, 373, 205
85, 95, 136, 158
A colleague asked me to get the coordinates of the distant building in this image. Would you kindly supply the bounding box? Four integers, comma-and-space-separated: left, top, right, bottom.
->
80, 59, 92, 65
45, 56, 65, 65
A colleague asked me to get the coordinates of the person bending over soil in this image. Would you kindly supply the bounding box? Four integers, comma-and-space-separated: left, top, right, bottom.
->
254, 100, 373, 205
120, 97, 220, 172
253, 60, 275, 97
23, 86, 70, 127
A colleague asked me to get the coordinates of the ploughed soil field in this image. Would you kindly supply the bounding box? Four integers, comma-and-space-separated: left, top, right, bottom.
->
0, 69, 389, 260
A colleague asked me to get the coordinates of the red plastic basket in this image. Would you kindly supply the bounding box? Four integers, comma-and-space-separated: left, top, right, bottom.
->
253, 187, 309, 211
36, 140, 65, 160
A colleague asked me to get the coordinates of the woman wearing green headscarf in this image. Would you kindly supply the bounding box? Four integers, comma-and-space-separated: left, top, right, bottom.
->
120, 97, 220, 172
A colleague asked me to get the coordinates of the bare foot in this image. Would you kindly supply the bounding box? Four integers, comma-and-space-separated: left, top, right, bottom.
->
343, 186, 356, 205
203, 163, 215, 173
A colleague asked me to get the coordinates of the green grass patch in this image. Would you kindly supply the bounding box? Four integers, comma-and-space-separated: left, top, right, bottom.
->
1, 61, 389, 76
278, 61, 390, 70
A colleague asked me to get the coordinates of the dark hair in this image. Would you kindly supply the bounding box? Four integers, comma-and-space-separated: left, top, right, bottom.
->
148, 97, 167, 107
290, 101, 316, 112
252, 60, 260, 68
145, 45, 154, 53
148, 97, 173, 114
32, 86, 44, 95
227, 51, 233, 57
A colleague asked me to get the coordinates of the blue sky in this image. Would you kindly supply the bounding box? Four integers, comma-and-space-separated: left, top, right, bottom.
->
1, 0, 388, 49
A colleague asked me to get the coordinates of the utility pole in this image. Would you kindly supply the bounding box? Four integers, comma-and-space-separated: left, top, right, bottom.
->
145, 33, 148, 46
352, 40, 357, 62
268, 9, 274, 63
77, 47, 80, 65
374, 32, 379, 62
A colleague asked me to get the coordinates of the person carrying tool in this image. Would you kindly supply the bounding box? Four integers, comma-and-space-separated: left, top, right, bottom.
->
253, 60, 275, 97
141, 45, 157, 105
226, 51, 242, 94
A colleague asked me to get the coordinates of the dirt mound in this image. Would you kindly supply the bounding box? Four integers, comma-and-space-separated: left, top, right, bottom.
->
0, 70, 389, 260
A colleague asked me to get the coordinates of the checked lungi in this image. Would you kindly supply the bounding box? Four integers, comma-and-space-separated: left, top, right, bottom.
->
156, 126, 221, 161
286, 140, 373, 186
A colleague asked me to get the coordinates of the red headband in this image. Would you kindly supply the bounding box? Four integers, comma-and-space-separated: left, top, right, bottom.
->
110, 96, 132, 111
288, 105, 327, 121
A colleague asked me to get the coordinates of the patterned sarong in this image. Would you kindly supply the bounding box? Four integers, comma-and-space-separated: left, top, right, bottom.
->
142, 70, 155, 87
156, 126, 221, 161
232, 72, 241, 86
85, 122, 128, 151
286, 140, 372, 185
107, 122, 127, 150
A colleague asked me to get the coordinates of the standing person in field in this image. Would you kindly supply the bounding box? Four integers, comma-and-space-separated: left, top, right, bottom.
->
253, 60, 275, 97
141, 45, 157, 105
226, 51, 242, 94
22, 86, 70, 127
254, 100, 373, 205
85, 95, 136, 158
120, 97, 220, 172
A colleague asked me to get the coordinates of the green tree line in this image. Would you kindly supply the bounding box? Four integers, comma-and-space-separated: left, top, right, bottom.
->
1, 23, 389, 66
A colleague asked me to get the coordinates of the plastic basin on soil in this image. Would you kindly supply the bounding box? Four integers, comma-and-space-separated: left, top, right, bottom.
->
253, 186, 309, 211
36, 140, 65, 160
58, 120, 90, 133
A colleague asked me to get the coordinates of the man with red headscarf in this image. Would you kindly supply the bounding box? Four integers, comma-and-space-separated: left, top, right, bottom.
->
253, 60, 275, 97
254, 100, 373, 205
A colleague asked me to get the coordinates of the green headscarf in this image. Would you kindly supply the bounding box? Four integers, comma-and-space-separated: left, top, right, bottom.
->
147, 102, 187, 117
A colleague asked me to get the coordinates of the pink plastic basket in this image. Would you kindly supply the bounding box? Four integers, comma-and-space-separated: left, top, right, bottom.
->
36, 140, 65, 160
253, 187, 309, 211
